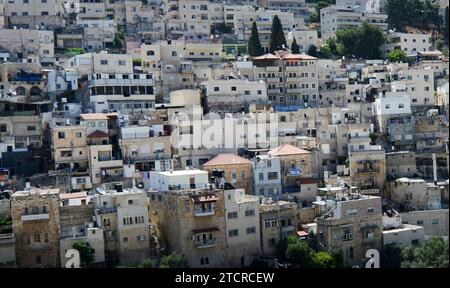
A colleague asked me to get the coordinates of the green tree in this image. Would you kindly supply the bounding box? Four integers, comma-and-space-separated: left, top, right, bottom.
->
248, 22, 264, 56
444, 6, 449, 45
67, 48, 86, 57
291, 38, 300, 54
137, 259, 154, 268
381, 244, 403, 268
307, 45, 318, 57
388, 49, 409, 63
159, 252, 188, 268
113, 36, 123, 49
270, 15, 287, 53
401, 237, 449, 268
319, 44, 333, 59
284, 236, 314, 267
72, 241, 95, 268
369, 132, 379, 145
335, 22, 385, 59
386, 0, 441, 33
312, 251, 336, 268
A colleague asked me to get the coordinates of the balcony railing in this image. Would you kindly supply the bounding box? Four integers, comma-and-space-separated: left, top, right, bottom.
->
101, 174, 124, 183
194, 209, 215, 217
357, 168, 380, 173
195, 239, 217, 248
97, 207, 117, 214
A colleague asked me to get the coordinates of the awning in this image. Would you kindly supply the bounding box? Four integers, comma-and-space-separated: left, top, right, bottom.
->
190, 194, 218, 203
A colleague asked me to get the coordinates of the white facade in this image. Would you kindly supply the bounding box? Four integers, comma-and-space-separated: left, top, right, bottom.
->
224, 189, 261, 266
391, 68, 435, 106
382, 32, 431, 57
373, 92, 411, 116
320, 5, 388, 41
252, 154, 282, 197
286, 30, 319, 53
148, 169, 209, 191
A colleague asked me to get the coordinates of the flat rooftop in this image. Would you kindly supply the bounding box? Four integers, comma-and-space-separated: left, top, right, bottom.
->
157, 169, 208, 176
12, 188, 60, 197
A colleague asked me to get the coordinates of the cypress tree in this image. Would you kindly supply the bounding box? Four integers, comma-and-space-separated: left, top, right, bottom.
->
248, 21, 264, 56
291, 37, 300, 54
270, 15, 287, 53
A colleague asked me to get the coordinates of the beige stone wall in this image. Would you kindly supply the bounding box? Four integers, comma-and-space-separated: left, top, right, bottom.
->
317, 197, 383, 267
149, 190, 228, 267
349, 150, 386, 193
204, 163, 254, 194
11, 192, 61, 268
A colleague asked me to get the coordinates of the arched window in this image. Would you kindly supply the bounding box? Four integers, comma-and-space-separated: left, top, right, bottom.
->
29, 86, 41, 96
172, 51, 177, 57
16, 86, 26, 95
146, 50, 155, 56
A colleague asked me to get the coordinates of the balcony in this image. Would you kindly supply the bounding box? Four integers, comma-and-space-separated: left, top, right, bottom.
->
356, 168, 380, 173
21, 214, 49, 222
195, 239, 217, 248
101, 174, 124, 183
97, 207, 117, 214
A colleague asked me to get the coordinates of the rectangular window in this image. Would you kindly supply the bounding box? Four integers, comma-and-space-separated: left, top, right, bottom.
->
267, 172, 278, 180
118, 60, 126, 66
58, 132, 65, 139
34, 234, 41, 243
227, 212, 238, 219
245, 209, 255, 217
36, 255, 41, 264
228, 229, 239, 237
246, 227, 256, 234
431, 219, 439, 225
100, 60, 108, 65
27, 126, 36, 131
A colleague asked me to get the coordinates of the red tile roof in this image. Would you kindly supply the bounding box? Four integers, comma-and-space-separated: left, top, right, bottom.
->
203, 154, 253, 166
269, 144, 310, 156
87, 130, 109, 138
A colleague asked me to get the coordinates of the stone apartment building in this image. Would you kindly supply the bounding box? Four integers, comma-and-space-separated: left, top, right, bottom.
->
253, 154, 282, 197
385, 151, 417, 180
223, 188, 261, 267
203, 154, 254, 194
0, 28, 54, 62
201, 78, 268, 115
11, 188, 61, 268
259, 198, 299, 255
382, 32, 432, 57
316, 192, 383, 267
252, 52, 319, 107
268, 143, 312, 195
148, 188, 228, 268
388, 178, 442, 211
382, 210, 425, 247
347, 124, 386, 195
400, 209, 449, 238
59, 192, 105, 267
93, 188, 151, 266
320, 5, 388, 41
2, 0, 66, 29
